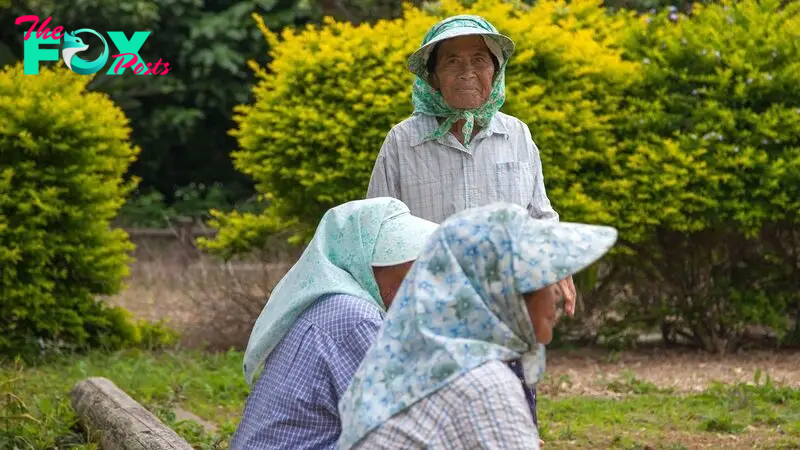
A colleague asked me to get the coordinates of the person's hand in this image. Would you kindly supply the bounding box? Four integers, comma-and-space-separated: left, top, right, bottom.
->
539, 439, 545, 447
557, 275, 577, 317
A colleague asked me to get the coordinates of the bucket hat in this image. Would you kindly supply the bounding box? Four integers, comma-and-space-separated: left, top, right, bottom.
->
407, 14, 515, 80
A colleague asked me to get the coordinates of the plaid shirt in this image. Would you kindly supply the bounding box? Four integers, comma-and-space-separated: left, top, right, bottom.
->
352, 360, 541, 449
231, 294, 384, 450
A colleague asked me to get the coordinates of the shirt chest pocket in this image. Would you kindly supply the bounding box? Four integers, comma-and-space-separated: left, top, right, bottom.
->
493, 161, 534, 207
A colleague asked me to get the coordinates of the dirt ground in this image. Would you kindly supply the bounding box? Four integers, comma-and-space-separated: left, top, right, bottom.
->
109, 240, 800, 395
541, 347, 800, 396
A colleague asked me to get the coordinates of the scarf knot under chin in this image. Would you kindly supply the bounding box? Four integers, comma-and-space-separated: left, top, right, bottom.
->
411, 70, 507, 147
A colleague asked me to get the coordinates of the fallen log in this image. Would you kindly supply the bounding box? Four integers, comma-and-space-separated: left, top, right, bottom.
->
70, 377, 193, 450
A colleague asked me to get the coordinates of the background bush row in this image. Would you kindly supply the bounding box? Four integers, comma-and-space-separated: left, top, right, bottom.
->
1, 0, 797, 358
204, 0, 800, 352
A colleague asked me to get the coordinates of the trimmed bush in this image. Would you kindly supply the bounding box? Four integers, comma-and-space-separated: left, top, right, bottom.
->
0, 62, 143, 357
201, 0, 638, 253
606, 0, 800, 351
205, 0, 798, 351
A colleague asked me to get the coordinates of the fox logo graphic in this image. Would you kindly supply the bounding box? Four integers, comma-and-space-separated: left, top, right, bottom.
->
61, 32, 88, 70
61, 29, 109, 75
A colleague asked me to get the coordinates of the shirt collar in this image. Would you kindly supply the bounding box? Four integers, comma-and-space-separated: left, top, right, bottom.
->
410, 113, 509, 148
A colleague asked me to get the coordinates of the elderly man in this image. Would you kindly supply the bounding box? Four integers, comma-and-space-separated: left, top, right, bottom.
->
367, 15, 577, 312
366, 14, 576, 440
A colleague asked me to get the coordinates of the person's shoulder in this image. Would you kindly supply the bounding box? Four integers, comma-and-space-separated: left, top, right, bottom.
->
392, 114, 428, 131
385, 114, 435, 144
302, 293, 383, 341
495, 111, 530, 133
383, 116, 413, 140
450, 360, 523, 399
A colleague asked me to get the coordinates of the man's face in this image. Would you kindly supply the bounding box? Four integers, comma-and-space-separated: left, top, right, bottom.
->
430, 35, 495, 109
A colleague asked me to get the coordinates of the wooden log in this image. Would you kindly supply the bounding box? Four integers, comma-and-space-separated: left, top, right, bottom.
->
70, 377, 193, 450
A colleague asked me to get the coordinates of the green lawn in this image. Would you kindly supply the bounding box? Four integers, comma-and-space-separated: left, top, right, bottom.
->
1, 349, 245, 449
2, 349, 798, 449
538, 372, 800, 448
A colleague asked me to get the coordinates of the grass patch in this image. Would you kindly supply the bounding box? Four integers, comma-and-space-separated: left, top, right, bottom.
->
539, 372, 800, 449
1, 349, 247, 449
605, 370, 675, 395
2, 350, 799, 449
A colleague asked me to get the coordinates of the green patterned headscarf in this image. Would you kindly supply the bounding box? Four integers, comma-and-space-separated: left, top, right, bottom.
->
408, 15, 515, 146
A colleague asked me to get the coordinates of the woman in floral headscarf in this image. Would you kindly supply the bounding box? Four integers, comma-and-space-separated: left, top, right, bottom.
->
338, 203, 617, 449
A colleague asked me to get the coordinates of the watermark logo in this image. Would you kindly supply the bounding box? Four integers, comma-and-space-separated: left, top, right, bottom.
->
15, 15, 171, 75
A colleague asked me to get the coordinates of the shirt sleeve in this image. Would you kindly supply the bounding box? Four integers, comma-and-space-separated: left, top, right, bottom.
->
366, 130, 401, 199
325, 317, 383, 398
524, 124, 560, 222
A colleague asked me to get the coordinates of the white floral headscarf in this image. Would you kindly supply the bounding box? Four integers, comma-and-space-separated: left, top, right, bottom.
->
242, 197, 438, 384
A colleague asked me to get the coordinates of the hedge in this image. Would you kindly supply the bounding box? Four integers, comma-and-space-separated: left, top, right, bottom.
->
594, 0, 800, 351
204, 0, 800, 351
0, 62, 145, 357
201, 0, 638, 255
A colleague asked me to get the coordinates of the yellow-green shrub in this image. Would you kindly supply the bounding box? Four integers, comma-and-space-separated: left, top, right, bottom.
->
463, 0, 640, 224
206, 0, 800, 351
0, 62, 142, 357
203, 0, 638, 253
606, 0, 800, 350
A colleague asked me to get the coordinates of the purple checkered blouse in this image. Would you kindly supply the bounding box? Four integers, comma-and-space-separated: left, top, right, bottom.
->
231, 293, 539, 449
231, 293, 385, 449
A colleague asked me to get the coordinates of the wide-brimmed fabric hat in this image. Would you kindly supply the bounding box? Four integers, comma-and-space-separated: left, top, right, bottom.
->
408, 14, 516, 80
372, 208, 439, 266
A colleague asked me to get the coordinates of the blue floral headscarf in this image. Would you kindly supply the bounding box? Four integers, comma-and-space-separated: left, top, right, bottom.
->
337, 203, 618, 449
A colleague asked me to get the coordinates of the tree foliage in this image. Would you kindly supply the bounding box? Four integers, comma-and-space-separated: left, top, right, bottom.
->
0, 0, 326, 207
202, 0, 638, 254
603, 0, 800, 351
